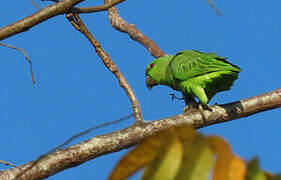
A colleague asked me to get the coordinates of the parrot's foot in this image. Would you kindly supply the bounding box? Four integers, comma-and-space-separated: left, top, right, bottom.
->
183, 103, 210, 122
198, 104, 210, 122
198, 103, 222, 122
170, 93, 184, 101
183, 103, 219, 122
200, 103, 213, 112
183, 102, 199, 113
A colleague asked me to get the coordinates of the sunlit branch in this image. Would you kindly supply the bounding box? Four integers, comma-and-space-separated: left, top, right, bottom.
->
1, 88, 280, 180
104, 0, 166, 58
0, 0, 127, 40
66, 13, 143, 122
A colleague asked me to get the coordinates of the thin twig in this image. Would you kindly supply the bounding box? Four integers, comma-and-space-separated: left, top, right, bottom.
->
1, 88, 280, 180
207, 0, 222, 15
12, 114, 133, 179
104, 0, 166, 58
0, 42, 36, 85
0, 160, 16, 167
66, 13, 143, 122
46, 113, 133, 154
31, 0, 42, 10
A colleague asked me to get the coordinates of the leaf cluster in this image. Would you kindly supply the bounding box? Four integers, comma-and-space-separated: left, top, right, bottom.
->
109, 126, 281, 180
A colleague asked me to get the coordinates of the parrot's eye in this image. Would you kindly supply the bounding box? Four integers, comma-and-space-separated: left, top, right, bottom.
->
150, 63, 155, 69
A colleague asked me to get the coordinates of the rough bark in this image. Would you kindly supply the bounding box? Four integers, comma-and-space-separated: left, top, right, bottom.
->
0, 88, 280, 180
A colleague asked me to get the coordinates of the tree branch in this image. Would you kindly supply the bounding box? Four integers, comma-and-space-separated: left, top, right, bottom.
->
0, 0, 126, 40
104, 0, 166, 58
207, 0, 222, 15
66, 14, 143, 122
0, 0, 81, 40
1, 88, 280, 180
72, 0, 126, 13
0, 160, 16, 168
0, 42, 36, 85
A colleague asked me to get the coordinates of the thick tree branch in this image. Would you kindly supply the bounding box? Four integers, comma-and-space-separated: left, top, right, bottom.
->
72, 0, 126, 13
1, 88, 280, 180
66, 14, 143, 122
0, 0, 82, 40
0, 0, 126, 40
104, 0, 166, 58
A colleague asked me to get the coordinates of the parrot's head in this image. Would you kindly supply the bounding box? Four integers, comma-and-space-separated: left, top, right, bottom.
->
145, 55, 172, 90
145, 62, 158, 90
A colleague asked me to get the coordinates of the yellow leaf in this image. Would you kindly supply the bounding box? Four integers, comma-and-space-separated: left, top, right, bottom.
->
108, 133, 164, 180
171, 126, 199, 143
141, 136, 183, 180
207, 136, 235, 180
229, 156, 246, 180
109, 126, 249, 180
175, 135, 214, 180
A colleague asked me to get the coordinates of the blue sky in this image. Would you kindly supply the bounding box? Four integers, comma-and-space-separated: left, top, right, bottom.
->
1, 0, 281, 179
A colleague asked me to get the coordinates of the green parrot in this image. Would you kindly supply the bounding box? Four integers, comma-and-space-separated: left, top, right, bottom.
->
145, 50, 240, 110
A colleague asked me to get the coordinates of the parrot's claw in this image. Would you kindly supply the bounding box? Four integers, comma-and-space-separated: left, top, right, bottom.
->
170, 93, 184, 101
183, 102, 199, 113
183, 102, 217, 124
201, 103, 213, 112
198, 104, 209, 122
183, 103, 209, 122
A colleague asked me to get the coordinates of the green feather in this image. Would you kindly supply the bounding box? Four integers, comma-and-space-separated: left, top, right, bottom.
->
169, 50, 240, 81
145, 50, 241, 105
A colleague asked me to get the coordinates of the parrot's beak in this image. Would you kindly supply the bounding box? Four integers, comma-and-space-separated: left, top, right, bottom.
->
146, 76, 157, 90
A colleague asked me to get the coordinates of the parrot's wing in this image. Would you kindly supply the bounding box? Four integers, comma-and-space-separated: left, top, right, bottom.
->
169, 50, 240, 81
203, 71, 239, 100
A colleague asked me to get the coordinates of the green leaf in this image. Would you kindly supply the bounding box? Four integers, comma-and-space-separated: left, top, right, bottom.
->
246, 157, 267, 180
175, 135, 213, 180
141, 136, 183, 180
